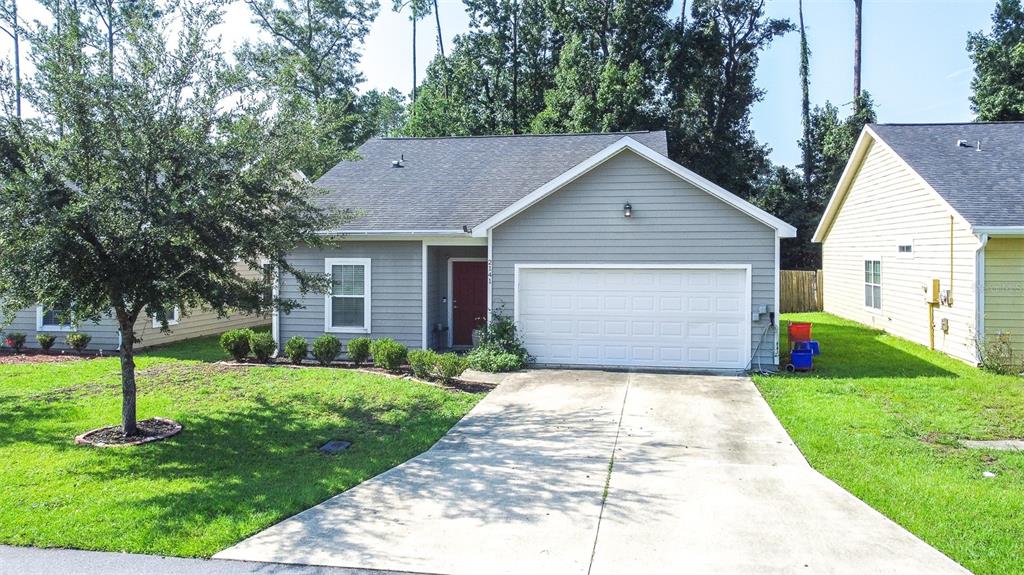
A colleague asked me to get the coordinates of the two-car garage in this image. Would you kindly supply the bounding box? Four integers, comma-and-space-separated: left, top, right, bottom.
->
515, 265, 752, 370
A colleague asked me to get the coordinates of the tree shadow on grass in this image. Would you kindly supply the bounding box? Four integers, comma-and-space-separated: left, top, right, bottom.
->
61, 389, 666, 561
782, 320, 958, 379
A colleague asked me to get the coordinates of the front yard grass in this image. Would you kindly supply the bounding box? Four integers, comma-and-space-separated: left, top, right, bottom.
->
754, 313, 1024, 575
0, 333, 483, 557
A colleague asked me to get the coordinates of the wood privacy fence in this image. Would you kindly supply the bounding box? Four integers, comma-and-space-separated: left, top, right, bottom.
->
780, 270, 823, 313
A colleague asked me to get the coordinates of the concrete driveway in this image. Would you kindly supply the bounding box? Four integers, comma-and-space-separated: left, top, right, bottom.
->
216, 370, 971, 575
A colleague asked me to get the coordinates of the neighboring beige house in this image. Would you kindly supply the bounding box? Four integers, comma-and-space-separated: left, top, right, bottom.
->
814, 122, 1024, 364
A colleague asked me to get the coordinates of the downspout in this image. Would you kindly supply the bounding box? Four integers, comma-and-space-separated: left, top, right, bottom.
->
974, 233, 989, 362
949, 215, 955, 306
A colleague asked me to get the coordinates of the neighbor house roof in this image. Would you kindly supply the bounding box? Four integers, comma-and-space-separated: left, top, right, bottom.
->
315, 131, 671, 233
814, 122, 1024, 241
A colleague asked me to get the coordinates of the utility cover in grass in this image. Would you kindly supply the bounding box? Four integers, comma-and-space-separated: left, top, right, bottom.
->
960, 439, 1024, 451
320, 440, 352, 454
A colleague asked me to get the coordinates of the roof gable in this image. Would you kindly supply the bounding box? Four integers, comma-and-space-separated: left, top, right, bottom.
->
473, 137, 797, 238
815, 122, 1024, 242
314, 131, 670, 233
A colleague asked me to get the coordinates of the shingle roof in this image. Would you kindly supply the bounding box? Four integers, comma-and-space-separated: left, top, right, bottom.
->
870, 122, 1024, 228
314, 131, 669, 231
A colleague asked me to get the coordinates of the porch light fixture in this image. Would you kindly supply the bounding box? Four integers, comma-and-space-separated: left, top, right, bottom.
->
623, 202, 632, 218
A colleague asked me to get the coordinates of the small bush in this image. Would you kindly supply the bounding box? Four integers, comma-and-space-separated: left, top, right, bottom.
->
36, 334, 56, 351
478, 312, 529, 359
977, 332, 1022, 375
284, 336, 308, 364
4, 332, 26, 352
370, 338, 408, 372
65, 332, 92, 353
434, 352, 468, 383
312, 335, 341, 366
467, 346, 526, 373
408, 349, 439, 379
220, 328, 254, 361
249, 332, 276, 363
347, 337, 371, 366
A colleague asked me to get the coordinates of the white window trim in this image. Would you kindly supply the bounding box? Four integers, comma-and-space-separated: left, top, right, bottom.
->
36, 305, 77, 332
864, 258, 882, 311
152, 306, 181, 328
324, 258, 372, 334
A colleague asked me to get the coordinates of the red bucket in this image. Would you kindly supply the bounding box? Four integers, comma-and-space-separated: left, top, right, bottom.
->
788, 322, 813, 343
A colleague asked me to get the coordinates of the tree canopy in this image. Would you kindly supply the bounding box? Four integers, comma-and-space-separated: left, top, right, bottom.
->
968, 0, 1024, 121
0, 0, 339, 434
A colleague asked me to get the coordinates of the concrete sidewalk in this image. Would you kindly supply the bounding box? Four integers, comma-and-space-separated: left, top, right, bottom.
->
216, 370, 972, 575
0, 545, 391, 575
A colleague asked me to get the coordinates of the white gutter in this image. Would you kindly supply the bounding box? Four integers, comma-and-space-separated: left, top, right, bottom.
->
316, 229, 470, 236
972, 226, 1024, 237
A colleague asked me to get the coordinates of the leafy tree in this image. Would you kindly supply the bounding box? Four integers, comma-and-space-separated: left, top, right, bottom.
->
0, 0, 338, 436
767, 92, 876, 269
665, 0, 793, 199
0, 0, 21, 118
405, 0, 556, 135
968, 0, 1024, 121
239, 0, 382, 178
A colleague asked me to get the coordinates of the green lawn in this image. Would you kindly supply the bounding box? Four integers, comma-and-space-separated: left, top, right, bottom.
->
754, 313, 1024, 575
0, 333, 483, 557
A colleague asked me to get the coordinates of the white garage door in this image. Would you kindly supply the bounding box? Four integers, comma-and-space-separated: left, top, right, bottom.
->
516, 266, 750, 369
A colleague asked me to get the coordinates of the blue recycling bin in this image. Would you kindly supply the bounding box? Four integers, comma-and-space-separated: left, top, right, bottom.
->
794, 340, 820, 356
789, 349, 813, 371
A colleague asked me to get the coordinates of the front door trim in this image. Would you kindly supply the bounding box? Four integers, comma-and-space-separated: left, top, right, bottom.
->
448, 257, 488, 348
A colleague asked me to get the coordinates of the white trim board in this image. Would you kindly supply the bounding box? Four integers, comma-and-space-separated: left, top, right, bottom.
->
472, 137, 797, 238
447, 257, 488, 348
323, 258, 372, 334
512, 263, 753, 370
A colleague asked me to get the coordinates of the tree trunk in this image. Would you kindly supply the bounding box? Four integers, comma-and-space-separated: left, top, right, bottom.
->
117, 315, 138, 436
411, 5, 417, 107
799, 0, 811, 194
12, 0, 20, 119
853, 0, 862, 107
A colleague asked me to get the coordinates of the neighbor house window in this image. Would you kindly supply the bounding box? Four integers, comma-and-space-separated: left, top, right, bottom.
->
898, 244, 913, 254
325, 258, 371, 333
152, 306, 181, 328
864, 260, 882, 309
36, 305, 76, 332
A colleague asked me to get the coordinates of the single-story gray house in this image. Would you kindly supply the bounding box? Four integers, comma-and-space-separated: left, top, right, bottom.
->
275, 131, 797, 370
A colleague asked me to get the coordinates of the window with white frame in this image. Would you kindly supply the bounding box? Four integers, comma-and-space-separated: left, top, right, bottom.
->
37, 305, 76, 332
325, 258, 371, 332
864, 260, 882, 309
152, 306, 181, 328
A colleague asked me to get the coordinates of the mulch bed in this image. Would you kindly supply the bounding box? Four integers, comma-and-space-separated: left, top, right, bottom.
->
75, 417, 182, 447
217, 358, 498, 393
0, 352, 93, 365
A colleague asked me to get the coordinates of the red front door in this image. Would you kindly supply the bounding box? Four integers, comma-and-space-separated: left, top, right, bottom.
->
452, 260, 488, 346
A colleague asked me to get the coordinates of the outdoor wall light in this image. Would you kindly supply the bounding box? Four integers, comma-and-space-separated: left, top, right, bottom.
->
623, 202, 633, 218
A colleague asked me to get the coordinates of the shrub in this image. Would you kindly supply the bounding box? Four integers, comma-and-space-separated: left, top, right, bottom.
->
408, 349, 439, 379
467, 346, 525, 373
65, 332, 92, 353
284, 336, 308, 364
370, 338, 408, 372
977, 332, 1022, 375
347, 337, 371, 366
312, 335, 341, 366
249, 332, 276, 363
220, 328, 254, 361
36, 334, 56, 351
478, 312, 529, 359
4, 332, 26, 352
434, 352, 468, 383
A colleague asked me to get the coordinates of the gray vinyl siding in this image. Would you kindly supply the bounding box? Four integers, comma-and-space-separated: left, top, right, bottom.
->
490, 150, 779, 368
3, 307, 265, 353
426, 245, 488, 349
278, 241, 423, 355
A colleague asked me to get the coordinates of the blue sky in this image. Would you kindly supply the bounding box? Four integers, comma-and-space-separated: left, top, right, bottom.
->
4, 0, 998, 167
